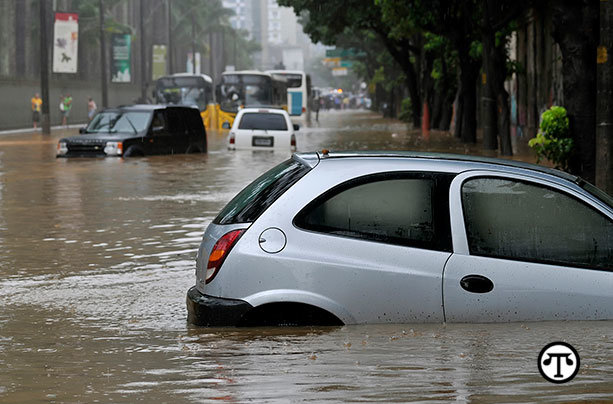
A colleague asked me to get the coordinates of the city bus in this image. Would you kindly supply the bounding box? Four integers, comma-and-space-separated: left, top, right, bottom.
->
154, 73, 216, 129
217, 70, 287, 129
266, 70, 312, 122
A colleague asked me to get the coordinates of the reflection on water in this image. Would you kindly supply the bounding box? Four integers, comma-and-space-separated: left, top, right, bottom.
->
0, 110, 610, 403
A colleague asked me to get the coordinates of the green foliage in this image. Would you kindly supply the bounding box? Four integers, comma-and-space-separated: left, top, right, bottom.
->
399, 97, 413, 123
528, 106, 574, 171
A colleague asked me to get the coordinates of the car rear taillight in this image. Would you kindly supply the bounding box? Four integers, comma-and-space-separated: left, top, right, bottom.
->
302, 107, 306, 113
291, 134, 296, 148
229, 132, 235, 144
205, 229, 245, 284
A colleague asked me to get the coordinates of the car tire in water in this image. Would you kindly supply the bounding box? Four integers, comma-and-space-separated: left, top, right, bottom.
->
123, 146, 144, 157
185, 145, 201, 154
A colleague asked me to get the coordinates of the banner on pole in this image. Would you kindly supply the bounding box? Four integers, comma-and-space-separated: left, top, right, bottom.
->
152, 45, 167, 80
186, 52, 201, 74
111, 34, 132, 83
52, 13, 79, 73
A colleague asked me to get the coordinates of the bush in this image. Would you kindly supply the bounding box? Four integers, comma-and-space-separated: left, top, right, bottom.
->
528, 106, 573, 171
398, 97, 413, 123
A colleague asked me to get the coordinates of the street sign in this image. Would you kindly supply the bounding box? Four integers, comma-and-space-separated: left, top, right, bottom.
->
323, 57, 341, 67
332, 67, 348, 76
340, 61, 353, 68
325, 48, 366, 58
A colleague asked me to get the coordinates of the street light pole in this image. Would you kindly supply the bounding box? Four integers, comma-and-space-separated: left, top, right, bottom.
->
39, 0, 50, 134
167, 0, 173, 75
140, 0, 147, 102
99, 0, 108, 108
192, 14, 196, 74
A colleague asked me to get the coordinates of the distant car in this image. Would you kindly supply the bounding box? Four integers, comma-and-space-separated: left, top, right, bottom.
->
187, 151, 613, 326
227, 108, 297, 151
57, 104, 206, 157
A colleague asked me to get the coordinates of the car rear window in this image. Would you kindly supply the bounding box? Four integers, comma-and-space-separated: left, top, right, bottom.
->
238, 113, 288, 130
213, 157, 311, 225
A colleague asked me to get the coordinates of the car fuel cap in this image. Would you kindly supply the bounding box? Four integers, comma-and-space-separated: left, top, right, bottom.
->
258, 228, 286, 254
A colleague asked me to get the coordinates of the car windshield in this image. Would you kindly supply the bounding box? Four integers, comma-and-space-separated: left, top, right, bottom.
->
155, 77, 209, 111
220, 74, 272, 112
86, 111, 151, 133
238, 113, 288, 130
214, 157, 311, 225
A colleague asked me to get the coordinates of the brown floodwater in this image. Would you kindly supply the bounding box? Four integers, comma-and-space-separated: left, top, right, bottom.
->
0, 110, 611, 403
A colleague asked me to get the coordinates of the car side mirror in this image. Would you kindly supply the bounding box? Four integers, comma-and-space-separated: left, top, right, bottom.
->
79, 127, 86, 134
293, 124, 300, 131
222, 122, 231, 129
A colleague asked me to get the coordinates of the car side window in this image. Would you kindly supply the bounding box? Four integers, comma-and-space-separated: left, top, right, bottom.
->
294, 173, 453, 252
186, 110, 203, 135
166, 109, 185, 134
461, 177, 613, 270
151, 111, 166, 133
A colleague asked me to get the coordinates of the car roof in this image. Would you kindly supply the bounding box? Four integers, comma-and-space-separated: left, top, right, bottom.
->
295, 150, 582, 184
266, 70, 305, 76
238, 107, 288, 115
222, 70, 271, 77
163, 73, 213, 83
105, 104, 197, 112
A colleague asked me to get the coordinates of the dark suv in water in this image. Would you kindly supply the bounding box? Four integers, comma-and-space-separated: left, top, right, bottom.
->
57, 105, 207, 157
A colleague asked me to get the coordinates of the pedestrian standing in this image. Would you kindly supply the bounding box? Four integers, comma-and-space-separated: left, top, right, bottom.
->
59, 95, 65, 125
87, 97, 97, 122
31, 92, 42, 129
312, 96, 320, 122
62, 94, 72, 126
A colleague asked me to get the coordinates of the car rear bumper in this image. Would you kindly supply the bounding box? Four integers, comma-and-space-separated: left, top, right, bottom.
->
186, 286, 253, 326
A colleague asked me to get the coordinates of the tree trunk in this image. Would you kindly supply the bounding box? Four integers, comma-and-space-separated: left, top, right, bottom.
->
431, 88, 443, 130
551, 0, 598, 181
456, 48, 479, 143
404, 62, 421, 127
597, 0, 613, 193
497, 86, 513, 155
482, 26, 498, 150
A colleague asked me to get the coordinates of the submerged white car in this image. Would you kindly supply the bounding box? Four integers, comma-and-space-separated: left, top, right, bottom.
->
187, 151, 613, 326
228, 108, 297, 151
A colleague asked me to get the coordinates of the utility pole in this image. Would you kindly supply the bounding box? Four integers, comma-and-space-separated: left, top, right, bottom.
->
221, 30, 225, 73
140, 0, 147, 102
597, 0, 613, 193
99, 0, 108, 108
39, 0, 50, 135
192, 14, 196, 74
234, 30, 237, 68
209, 32, 214, 78
167, 0, 173, 74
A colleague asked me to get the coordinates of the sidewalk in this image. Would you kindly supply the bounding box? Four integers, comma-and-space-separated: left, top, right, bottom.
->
0, 123, 85, 137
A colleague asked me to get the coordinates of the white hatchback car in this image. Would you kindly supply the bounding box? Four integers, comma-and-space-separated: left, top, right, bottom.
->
228, 108, 297, 151
187, 151, 613, 326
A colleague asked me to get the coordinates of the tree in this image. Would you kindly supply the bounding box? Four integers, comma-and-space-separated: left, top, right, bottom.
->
380, 0, 483, 143
480, 0, 521, 155
550, 0, 599, 182
278, 0, 424, 127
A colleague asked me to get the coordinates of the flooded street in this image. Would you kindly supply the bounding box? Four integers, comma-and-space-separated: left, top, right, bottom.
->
0, 110, 611, 403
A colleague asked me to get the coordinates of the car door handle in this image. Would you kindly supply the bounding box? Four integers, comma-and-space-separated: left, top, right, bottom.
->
460, 274, 494, 294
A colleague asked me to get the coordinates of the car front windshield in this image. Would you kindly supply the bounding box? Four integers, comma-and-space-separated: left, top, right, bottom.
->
220, 75, 272, 112
86, 111, 151, 133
